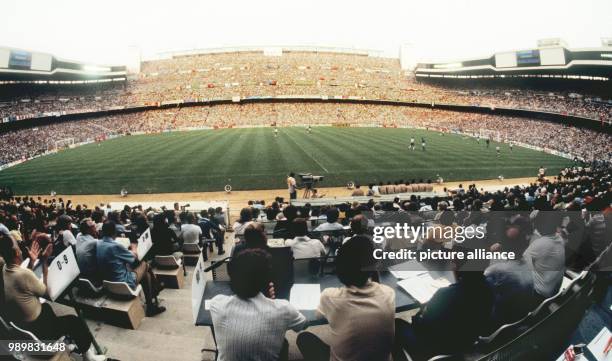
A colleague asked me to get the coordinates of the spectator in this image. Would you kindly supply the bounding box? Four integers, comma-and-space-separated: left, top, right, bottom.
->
395, 257, 494, 359
285, 218, 325, 259
523, 211, 565, 299
96, 221, 166, 317
150, 213, 182, 261
313, 208, 343, 232
180, 212, 202, 245
233, 208, 254, 237
297, 236, 395, 361
210, 248, 306, 361
0, 235, 107, 361
75, 219, 99, 281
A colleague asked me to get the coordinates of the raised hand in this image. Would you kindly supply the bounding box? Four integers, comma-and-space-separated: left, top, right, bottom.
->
27, 241, 41, 263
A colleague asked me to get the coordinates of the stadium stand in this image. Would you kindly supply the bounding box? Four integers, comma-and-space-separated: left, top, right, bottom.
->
0, 45, 610, 361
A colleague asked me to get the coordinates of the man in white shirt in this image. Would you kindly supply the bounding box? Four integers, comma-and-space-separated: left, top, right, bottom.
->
210, 249, 307, 361
287, 172, 297, 200
286, 218, 325, 259
523, 211, 565, 299
313, 208, 344, 232
180, 212, 202, 245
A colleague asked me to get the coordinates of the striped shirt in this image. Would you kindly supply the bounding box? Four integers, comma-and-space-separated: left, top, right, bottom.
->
210, 293, 306, 361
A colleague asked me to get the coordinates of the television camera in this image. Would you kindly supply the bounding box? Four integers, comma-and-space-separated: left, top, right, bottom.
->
298, 173, 324, 198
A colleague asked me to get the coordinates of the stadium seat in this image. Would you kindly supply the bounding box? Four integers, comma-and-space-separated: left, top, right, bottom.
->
101, 281, 145, 329
293, 257, 322, 280
153, 255, 185, 289
77, 278, 103, 296
182, 242, 202, 266
103, 281, 142, 298
473, 271, 596, 361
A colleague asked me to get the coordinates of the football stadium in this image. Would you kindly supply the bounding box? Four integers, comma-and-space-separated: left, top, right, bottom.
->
0, 1, 611, 361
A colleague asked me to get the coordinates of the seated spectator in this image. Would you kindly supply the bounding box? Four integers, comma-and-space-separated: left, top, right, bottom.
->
313, 208, 343, 232
108, 211, 126, 234
297, 236, 395, 361
232, 223, 269, 256
213, 206, 227, 228
150, 213, 182, 261
233, 207, 254, 237
180, 212, 202, 245
96, 221, 165, 317
484, 218, 537, 328
285, 218, 325, 259
210, 248, 306, 361
343, 214, 371, 244
0, 235, 107, 361
55, 214, 76, 255
395, 256, 493, 359
198, 209, 224, 255
75, 219, 99, 281
351, 184, 365, 197
273, 205, 299, 239
523, 211, 565, 299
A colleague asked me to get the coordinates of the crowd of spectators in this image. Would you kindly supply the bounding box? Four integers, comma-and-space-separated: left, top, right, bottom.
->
1, 51, 610, 122
202, 163, 611, 360
1, 158, 609, 360
1, 103, 610, 167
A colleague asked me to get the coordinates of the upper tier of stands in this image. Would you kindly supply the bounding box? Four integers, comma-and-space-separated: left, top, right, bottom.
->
1, 51, 611, 122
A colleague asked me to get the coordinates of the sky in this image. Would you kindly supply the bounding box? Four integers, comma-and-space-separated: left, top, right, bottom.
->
1, 0, 611, 65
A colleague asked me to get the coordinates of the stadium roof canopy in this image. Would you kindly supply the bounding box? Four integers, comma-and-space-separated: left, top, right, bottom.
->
0, 46, 127, 82
415, 46, 612, 80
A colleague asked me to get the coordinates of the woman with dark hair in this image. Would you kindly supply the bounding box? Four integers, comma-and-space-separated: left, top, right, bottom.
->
209, 248, 306, 361
107, 211, 126, 234
297, 236, 395, 361
232, 207, 253, 237
273, 205, 299, 239
232, 223, 268, 256
0, 235, 106, 361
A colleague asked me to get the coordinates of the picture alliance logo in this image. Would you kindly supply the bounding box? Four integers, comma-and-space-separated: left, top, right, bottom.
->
372, 223, 486, 244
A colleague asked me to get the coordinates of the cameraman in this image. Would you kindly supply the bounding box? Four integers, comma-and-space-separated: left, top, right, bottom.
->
287, 172, 297, 200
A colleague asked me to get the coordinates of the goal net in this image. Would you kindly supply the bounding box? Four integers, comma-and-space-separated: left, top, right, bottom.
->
479, 129, 501, 142
48, 138, 75, 152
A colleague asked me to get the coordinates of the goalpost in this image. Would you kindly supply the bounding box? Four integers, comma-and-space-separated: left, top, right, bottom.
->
48, 138, 75, 152
479, 129, 502, 142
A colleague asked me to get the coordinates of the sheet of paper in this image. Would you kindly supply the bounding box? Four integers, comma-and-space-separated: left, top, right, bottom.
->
137, 228, 153, 261
204, 299, 212, 310
587, 327, 611, 361
397, 273, 450, 304
389, 261, 428, 280
115, 237, 131, 249
289, 284, 321, 310
390, 270, 428, 280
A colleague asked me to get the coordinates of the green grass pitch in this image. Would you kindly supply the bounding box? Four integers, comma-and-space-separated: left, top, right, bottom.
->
0, 127, 574, 195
